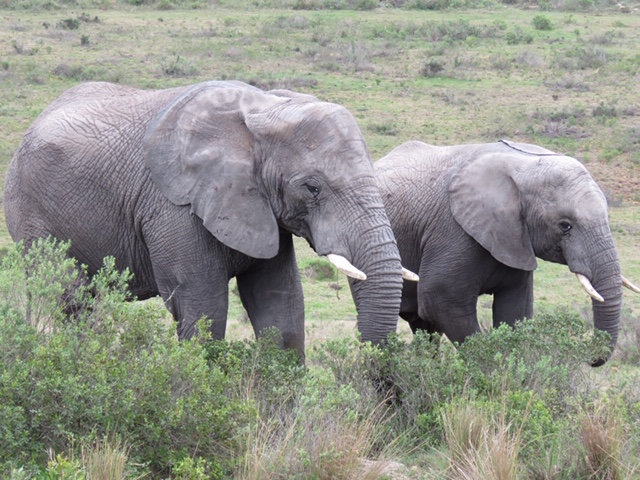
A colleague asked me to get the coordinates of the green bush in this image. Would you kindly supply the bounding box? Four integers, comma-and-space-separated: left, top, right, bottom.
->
532, 14, 553, 30
203, 327, 306, 418
459, 311, 611, 399
420, 59, 445, 77
504, 25, 534, 44
0, 239, 255, 476
312, 333, 467, 447
57, 18, 80, 29
312, 310, 611, 453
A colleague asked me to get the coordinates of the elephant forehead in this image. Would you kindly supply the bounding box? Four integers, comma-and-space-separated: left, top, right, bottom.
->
277, 102, 363, 141
532, 160, 608, 211
541, 157, 601, 191
271, 113, 372, 168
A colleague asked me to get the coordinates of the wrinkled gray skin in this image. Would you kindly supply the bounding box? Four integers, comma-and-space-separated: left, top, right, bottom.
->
376, 139, 623, 366
5, 81, 404, 360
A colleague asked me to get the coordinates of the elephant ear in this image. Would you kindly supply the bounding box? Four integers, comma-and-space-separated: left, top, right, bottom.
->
144, 82, 287, 259
449, 152, 537, 271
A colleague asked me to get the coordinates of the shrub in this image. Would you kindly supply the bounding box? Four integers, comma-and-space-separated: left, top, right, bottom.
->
313, 333, 466, 448
532, 14, 553, 30
57, 18, 80, 29
302, 258, 338, 280
0, 239, 255, 476
160, 55, 198, 77
203, 328, 306, 418
293, 0, 378, 9
458, 311, 611, 422
367, 121, 399, 136
420, 59, 445, 77
1, 240, 633, 476
592, 100, 617, 119
504, 26, 533, 44
556, 45, 610, 70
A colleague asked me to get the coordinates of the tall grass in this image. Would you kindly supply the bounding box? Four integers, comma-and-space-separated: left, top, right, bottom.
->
237, 401, 394, 480
82, 437, 131, 480
579, 403, 626, 479
441, 398, 524, 480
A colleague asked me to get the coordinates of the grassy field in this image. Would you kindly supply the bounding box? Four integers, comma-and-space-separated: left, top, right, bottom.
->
1, 1, 639, 340
1, 1, 640, 477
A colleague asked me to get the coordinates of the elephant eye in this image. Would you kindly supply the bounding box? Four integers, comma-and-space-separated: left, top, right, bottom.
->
305, 183, 320, 197
559, 221, 572, 235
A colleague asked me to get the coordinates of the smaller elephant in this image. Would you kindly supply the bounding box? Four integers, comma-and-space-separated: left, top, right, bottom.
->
375, 139, 639, 366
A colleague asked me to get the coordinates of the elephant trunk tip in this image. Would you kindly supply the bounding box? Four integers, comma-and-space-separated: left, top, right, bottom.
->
590, 356, 608, 368
589, 337, 615, 368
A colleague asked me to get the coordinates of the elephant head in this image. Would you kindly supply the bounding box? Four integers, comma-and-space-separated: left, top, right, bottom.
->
143, 81, 409, 344
449, 140, 639, 365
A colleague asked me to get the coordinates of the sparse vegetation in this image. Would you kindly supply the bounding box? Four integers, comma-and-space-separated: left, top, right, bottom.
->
0, 1, 639, 478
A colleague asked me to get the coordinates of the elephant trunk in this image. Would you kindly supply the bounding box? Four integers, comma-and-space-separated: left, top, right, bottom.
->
590, 272, 622, 367
346, 207, 403, 344
583, 236, 622, 367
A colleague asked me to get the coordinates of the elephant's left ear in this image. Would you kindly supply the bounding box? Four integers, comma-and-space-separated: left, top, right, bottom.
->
449, 153, 537, 271
143, 82, 286, 259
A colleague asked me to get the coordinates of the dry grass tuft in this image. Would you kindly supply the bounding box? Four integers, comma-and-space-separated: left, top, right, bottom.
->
442, 400, 523, 480
237, 402, 395, 480
82, 437, 130, 480
580, 403, 625, 480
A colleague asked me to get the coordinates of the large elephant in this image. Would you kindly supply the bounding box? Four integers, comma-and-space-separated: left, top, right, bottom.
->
375, 139, 639, 366
4, 80, 413, 359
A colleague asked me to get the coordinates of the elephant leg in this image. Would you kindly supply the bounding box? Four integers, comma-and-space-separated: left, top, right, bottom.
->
419, 277, 480, 345
399, 280, 420, 331
157, 271, 230, 341
236, 234, 305, 360
147, 250, 230, 340
423, 299, 479, 345
492, 269, 534, 328
406, 315, 441, 336
144, 213, 235, 340
398, 276, 441, 335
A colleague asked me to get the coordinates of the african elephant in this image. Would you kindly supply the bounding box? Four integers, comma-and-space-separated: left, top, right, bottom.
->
5, 80, 414, 359
375, 139, 639, 366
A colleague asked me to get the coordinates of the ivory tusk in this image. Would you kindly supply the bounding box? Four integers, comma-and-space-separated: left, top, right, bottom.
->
622, 275, 640, 294
402, 268, 419, 282
327, 254, 367, 281
576, 273, 604, 303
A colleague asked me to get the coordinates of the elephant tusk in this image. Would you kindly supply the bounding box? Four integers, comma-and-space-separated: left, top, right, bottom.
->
327, 254, 367, 281
402, 267, 419, 282
576, 273, 604, 303
622, 275, 640, 294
